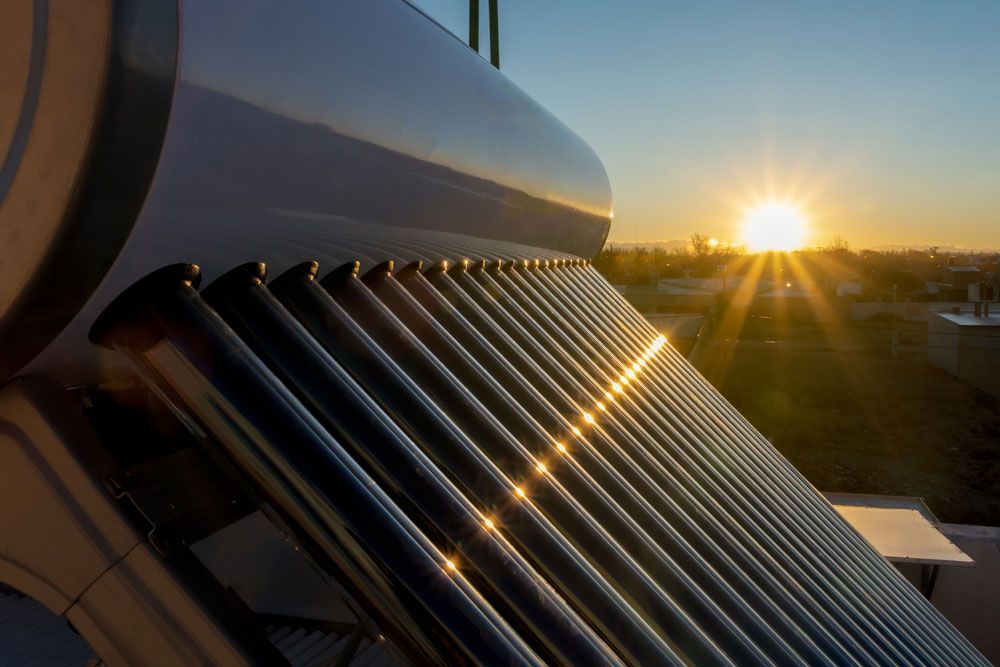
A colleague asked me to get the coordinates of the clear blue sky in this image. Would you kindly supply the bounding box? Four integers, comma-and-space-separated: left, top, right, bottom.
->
412, 0, 1000, 249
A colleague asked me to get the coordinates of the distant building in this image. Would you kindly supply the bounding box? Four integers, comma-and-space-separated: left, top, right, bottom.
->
836, 281, 865, 297
943, 266, 980, 295
928, 311, 1000, 397
968, 281, 998, 306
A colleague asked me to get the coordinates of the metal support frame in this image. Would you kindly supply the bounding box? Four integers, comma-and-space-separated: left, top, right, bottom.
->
467, 0, 499, 68
921, 564, 941, 600
468, 0, 479, 52
488, 0, 499, 68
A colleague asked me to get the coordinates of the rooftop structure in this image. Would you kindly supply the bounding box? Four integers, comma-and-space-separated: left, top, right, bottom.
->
929, 311, 1000, 398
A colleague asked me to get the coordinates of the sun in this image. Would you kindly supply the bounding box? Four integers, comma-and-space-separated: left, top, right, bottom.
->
740, 200, 808, 252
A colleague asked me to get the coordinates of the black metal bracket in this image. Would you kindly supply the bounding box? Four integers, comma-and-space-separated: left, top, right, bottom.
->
106, 447, 254, 555
920, 564, 940, 600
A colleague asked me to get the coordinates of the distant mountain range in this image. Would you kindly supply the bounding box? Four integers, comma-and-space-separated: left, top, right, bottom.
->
603, 240, 693, 251
863, 244, 1000, 253
603, 240, 1000, 253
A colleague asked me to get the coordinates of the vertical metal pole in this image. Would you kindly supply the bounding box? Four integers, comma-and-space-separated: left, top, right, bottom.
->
469, 0, 479, 52
921, 564, 940, 600
489, 0, 500, 68
891, 283, 899, 359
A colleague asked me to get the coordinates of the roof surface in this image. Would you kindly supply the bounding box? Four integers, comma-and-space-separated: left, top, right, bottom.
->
934, 312, 1000, 327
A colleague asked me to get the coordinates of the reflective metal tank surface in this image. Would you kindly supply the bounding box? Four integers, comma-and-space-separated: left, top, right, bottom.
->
1, 0, 612, 383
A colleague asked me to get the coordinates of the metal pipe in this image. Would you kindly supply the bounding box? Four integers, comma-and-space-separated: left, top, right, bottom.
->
475, 260, 900, 654
489, 0, 499, 68
322, 261, 738, 665
267, 262, 682, 666
421, 260, 866, 665
547, 261, 984, 664
522, 262, 944, 663
454, 260, 897, 663
200, 262, 621, 666
398, 261, 827, 664
89, 264, 539, 667
469, 0, 479, 52
480, 261, 920, 663
353, 261, 773, 665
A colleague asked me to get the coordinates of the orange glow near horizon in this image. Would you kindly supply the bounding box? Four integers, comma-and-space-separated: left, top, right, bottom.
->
741, 200, 809, 251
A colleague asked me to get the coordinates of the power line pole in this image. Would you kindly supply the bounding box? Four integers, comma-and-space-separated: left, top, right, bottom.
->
891, 283, 899, 359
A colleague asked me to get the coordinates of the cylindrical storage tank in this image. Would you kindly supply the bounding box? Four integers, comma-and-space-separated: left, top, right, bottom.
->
0, 0, 612, 385
0, 0, 176, 380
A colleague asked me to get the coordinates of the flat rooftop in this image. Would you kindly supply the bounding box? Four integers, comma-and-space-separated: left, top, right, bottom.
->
933, 312, 1000, 327
824, 493, 1000, 663
824, 493, 973, 566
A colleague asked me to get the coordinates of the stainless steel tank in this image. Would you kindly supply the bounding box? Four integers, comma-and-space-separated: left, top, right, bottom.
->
1, 0, 612, 384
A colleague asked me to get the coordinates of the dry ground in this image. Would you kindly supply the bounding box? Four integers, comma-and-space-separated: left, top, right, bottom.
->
691, 313, 1000, 526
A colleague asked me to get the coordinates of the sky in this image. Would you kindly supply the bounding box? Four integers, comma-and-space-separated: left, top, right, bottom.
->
411, 1, 1000, 249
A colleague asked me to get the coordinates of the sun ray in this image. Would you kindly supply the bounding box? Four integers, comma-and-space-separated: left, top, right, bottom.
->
784, 252, 840, 347
690, 251, 769, 387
